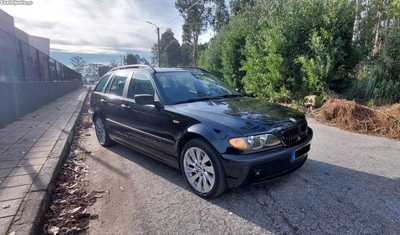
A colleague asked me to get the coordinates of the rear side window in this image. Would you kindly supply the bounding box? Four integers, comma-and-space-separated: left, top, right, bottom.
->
107, 71, 130, 96
94, 75, 110, 92
127, 72, 155, 99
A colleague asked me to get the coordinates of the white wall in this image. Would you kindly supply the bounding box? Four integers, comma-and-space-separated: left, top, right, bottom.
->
29, 35, 50, 56
0, 9, 19, 81
0, 9, 15, 36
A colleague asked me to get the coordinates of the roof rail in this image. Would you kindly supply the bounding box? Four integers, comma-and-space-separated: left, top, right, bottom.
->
110, 64, 156, 73
177, 67, 210, 73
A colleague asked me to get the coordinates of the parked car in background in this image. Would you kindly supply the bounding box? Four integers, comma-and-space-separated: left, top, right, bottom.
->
89, 65, 313, 198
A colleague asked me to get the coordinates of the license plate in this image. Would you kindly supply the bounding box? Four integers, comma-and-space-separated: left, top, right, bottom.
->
291, 144, 310, 161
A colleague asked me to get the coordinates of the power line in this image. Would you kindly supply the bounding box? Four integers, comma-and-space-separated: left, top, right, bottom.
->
159, 0, 202, 30
135, 0, 202, 52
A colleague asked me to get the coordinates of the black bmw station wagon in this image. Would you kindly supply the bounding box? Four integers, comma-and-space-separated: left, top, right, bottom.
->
89, 65, 313, 198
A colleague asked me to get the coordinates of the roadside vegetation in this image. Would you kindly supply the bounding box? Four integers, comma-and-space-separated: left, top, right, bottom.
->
317, 99, 400, 139
171, 0, 400, 139
198, 0, 400, 105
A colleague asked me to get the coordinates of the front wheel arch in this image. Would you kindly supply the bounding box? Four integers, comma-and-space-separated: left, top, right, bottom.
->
177, 133, 221, 170
180, 138, 228, 198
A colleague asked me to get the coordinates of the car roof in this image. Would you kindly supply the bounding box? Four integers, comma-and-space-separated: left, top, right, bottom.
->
153, 67, 202, 73
108, 64, 208, 74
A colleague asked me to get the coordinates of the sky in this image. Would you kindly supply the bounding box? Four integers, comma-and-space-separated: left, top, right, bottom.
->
1, 0, 216, 67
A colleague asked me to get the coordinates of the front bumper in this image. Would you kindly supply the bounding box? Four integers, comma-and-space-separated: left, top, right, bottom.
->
221, 128, 313, 188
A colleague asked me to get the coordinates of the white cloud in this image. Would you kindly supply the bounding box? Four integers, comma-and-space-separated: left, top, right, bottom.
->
1, 0, 186, 56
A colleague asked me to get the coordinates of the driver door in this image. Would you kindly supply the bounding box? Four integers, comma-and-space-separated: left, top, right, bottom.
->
119, 72, 165, 157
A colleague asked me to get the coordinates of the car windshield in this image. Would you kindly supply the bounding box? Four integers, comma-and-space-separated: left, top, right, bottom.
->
154, 72, 242, 104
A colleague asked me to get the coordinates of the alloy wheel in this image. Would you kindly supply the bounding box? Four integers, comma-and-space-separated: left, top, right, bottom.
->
95, 118, 106, 144
183, 147, 215, 193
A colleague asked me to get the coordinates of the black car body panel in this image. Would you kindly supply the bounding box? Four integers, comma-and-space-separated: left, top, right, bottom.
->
171, 97, 304, 136
90, 66, 312, 189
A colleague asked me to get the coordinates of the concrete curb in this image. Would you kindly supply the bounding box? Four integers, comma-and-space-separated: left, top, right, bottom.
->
8, 88, 90, 235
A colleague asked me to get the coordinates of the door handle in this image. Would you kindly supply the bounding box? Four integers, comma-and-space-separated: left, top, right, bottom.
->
100, 99, 107, 103
121, 104, 130, 109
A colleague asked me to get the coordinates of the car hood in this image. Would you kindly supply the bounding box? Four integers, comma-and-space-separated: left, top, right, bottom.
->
171, 97, 305, 136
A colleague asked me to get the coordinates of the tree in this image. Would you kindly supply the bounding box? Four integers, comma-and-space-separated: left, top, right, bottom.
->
161, 39, 181, 67
199, 5, 257, 89
125, 53, 138, 65
161, 29, 181, 67
179, 42, 192, 66
85, 63, 103, 76
152, 28, 182, 67
229, 0, 257, 16
151, 43, 159, 66
124, 52, 150, 65
160, 28, 175, 54
176, 0, 229, 66
198, 0, 400, 103
109, 60, 119, 68
70, 56, 87, 74
175, 0, 213, 66
210, 0, 229, 33
140, 57, 151, 65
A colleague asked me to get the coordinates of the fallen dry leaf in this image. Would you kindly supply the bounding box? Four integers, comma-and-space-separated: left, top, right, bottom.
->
43, 91, 99, 235
48, 226, 60, 235
67, 183, 78, 189
67, 207, 81, 215
2, 204, 10, 209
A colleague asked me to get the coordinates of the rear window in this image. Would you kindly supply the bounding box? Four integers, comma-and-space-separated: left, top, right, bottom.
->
94, 75, 111, 92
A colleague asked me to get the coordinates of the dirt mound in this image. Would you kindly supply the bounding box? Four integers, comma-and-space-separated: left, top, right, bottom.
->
316, 99, 400, 139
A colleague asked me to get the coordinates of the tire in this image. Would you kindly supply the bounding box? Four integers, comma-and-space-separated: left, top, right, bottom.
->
181, 138, 227, 198
94, 116, 115, 147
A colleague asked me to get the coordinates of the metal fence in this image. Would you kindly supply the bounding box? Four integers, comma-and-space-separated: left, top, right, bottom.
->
0, 27, 81, 82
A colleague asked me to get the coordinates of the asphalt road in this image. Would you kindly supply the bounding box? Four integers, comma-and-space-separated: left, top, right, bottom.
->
79, 119, 400, 235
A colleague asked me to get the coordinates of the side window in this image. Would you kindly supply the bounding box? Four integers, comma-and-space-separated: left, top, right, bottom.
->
107, 71, 129, 96
127, 72, 155, 99
94, 75, 110, 92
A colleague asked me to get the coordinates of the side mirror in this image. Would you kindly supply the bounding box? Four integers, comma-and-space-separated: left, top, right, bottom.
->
135, 94, 154, 105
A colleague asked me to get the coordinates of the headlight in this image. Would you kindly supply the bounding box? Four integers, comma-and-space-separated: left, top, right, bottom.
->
229, 134, 281, 150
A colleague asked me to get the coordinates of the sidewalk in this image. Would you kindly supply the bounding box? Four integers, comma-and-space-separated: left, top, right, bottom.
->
0, 87, 89, 235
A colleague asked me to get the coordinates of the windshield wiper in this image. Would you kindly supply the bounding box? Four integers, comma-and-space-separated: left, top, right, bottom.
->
173, 97, 222, 104
173, 94, 243, 105
217, 94, 243, 98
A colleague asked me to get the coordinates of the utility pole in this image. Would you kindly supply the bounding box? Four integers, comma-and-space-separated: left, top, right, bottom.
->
157, 27, 160, 67
146, 21, 160, 67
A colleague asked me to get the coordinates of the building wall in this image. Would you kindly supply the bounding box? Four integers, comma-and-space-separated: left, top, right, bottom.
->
0, 81, 83, 128
0, 9, 80, 82
0, 9, 19, 82
15, 28, 36, 81
0, 9, 15, 35
98, 66, 111, 77
29, 35, 50, 56
0, 9, 83, 128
